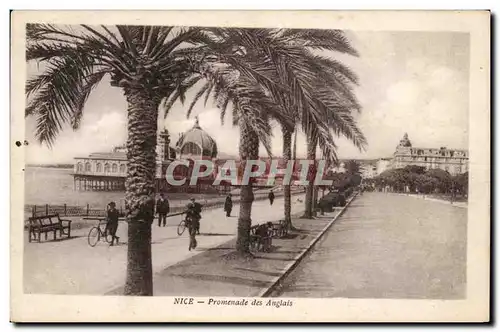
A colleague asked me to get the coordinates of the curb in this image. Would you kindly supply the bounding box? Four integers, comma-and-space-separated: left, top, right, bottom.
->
258, 192, 359, 298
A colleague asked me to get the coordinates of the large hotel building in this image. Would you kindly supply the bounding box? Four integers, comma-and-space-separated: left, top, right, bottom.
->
389, 133, 468, 175
358, 133, 469, 179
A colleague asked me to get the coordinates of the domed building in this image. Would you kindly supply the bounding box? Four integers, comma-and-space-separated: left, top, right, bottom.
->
72, 117, 228, 194
175, 116, 218, 160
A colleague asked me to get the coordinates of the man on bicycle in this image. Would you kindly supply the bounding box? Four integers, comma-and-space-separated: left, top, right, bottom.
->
185, 198, 202, 250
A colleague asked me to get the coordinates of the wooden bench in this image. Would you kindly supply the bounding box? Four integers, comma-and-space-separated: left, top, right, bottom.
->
249, 223, 272, 252
28, 214, 72, 243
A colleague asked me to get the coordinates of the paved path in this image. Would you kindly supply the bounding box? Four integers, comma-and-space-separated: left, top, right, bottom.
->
107, 214, 337, 297
24, 194, 305, 295
273, 192, 467, 299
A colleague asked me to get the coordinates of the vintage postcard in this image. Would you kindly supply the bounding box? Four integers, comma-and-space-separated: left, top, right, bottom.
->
10, 10, 490, 322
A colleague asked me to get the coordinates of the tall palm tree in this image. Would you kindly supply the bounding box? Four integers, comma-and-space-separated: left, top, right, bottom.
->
241, 29, 366, 222
165, 41, 294, 255
167, 28, 362, 251
25, 24, 250, 294
167, 27, 366, 251
254, 29, 367, 219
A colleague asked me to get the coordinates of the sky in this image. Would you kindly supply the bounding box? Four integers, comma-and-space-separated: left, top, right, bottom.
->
23, 30, 470, 164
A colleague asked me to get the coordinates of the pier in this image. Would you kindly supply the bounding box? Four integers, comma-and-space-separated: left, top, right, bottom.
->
73, 174, 126, 191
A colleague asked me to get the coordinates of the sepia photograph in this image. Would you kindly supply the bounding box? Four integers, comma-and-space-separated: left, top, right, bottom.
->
10, 10, 490, 322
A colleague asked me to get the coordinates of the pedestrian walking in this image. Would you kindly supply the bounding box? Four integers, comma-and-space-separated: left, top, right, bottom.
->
105, 201, 120, 246
268, 190, 275, 206
156, 193, 170, 227
185, 198, 202, 250
224, 193, 233, 217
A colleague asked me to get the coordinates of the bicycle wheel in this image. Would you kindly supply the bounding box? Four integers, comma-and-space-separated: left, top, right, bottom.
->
177, 220, 187, 236
87, 227, 100, 247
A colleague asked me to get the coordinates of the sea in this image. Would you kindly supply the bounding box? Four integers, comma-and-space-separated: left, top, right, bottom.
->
23, 166, 236, 209
24, 166, 127, 209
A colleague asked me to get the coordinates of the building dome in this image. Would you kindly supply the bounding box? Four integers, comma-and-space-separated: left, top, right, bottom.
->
398, 133, 412, 148
176, 117, 218, 159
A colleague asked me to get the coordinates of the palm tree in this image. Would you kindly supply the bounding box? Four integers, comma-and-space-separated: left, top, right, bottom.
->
175, 28, 365, 250
166, 27, 366, 252
25, 24, 248, 294
264, 29, 366, 219
165, 37, 294, 255
233, 29, 367, 222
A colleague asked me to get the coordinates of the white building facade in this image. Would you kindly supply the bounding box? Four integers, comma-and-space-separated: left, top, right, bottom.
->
390, 133, 468, 175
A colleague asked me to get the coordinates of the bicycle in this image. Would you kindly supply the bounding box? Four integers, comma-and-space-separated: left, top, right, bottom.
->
177, 215, 201, 236
88, 220, 113, 247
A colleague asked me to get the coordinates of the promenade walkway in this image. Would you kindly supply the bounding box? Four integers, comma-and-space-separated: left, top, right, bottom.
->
273, 192, 467, 299
24, 194, 307, 295
107, 214, 337, 297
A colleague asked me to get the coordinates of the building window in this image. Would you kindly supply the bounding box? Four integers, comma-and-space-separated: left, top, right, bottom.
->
96, 163, 102, 172
181, 142, 202, 156
104, 163, 110, 173
120, 164, 126, 173
77, 162, 83, 172
85, 162, 91, 172
112, 164, 118, 173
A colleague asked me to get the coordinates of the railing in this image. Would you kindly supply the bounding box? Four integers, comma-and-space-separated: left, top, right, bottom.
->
26, 204, 110, 218
24, 189, 305, 219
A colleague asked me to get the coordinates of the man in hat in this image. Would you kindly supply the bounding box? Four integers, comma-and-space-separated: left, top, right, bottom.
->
185, 197, 202, 250
156, 193, 170, 227
106, 201, 120, 246
268, 190, 275, 206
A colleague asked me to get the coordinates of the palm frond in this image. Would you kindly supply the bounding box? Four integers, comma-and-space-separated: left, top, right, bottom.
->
327, 109, 367, 151
185, 82, 210, 119
116, 25, 139, 58
280, 28, 359, 56
26, 42, 85, 62
71, 71, 108, 130
305, 52, 359, 84
25, 51, 99, 146
148, 27, 174, 58
26, 24, 87, 44
151, 27, 203, 63
162, 75, 202, 116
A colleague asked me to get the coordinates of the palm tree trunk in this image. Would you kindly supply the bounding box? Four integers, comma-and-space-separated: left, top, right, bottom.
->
123, 89, 160, 296
292, 127, 298, 160
312, 186, 319, 217
236, 119, 259, 254
303, 136, 317, 219
282, 126, 293, 229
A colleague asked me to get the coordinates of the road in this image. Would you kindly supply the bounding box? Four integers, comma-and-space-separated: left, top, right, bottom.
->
24, 194, 305, 295
274, 192, 467, 299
